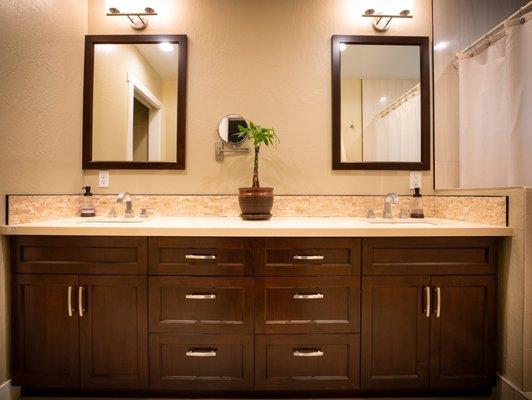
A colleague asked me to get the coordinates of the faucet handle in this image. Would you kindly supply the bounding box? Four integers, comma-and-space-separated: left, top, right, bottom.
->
366, 208, 376, 219
139, 208, 150, 218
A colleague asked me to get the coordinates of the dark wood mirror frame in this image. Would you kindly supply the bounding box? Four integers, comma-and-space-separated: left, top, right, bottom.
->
83, 34, 187, 170
331, 35, 430, 170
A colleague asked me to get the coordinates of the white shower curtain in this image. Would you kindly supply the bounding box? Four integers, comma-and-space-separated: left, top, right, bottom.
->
458, 12, 531, 187
365, 91, 421, 162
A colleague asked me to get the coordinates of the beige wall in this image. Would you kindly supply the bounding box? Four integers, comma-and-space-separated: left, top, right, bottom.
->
0, 0, 87, 384
85, 0, 433, 195
162, 79, 178, 161
340, 78, 362, 162
92, 44, 163, 161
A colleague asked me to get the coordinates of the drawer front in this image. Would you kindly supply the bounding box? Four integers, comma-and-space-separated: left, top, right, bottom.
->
255, 277, 360, 334
149, 277, 253, 334
255, 334, 360, 390
257, 238, 361, 276
12, 236, 147, 274
363, 237, 499, 275
149, 237, 253, 276
149, 334, 253, 390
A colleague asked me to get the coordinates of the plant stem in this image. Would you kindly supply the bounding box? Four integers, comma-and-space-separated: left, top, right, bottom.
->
252, 145, 260, 188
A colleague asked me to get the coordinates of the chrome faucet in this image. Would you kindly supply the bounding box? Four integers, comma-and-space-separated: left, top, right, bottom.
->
383, 193, 400, 219
116, 192, 134, 218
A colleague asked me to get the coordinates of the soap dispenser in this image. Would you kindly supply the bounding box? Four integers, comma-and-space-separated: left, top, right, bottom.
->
410, 187, 424, 219
81, 186, 96, 217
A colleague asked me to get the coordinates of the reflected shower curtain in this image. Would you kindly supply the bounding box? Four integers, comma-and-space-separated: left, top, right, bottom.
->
458, 13, 531, 187
367, 91, 421, 162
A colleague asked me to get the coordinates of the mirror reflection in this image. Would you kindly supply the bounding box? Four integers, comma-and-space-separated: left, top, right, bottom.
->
92, 42, 179, 162
218, 114, 248, 144
340, 44, 421, 163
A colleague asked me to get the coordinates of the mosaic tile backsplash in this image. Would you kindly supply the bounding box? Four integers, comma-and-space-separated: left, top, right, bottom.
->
6, 194, 507, 226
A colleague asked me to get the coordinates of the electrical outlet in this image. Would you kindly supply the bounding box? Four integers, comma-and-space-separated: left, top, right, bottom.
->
409, 171, 422, 189
98, 171, 110, 188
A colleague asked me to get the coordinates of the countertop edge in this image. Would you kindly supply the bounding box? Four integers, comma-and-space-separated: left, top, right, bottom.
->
0, 226, 513, 237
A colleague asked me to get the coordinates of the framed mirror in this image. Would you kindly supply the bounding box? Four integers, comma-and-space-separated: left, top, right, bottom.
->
83, 35, 187, 169
331, 35, 430, 170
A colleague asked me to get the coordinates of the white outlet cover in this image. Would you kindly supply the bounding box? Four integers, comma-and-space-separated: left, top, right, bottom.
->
409, 171, 422, 189
98, 171, 110, 188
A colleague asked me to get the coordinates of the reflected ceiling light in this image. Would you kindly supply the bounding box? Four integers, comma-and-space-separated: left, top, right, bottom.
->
362, 0, 413, 32
434, 41, 449, 51
106, 0, 157, 30
159, 42, 174, 52
379, 96, 388, 103
339, 43, 347, 52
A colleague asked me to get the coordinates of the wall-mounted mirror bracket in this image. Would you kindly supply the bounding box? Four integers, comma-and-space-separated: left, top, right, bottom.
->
215, 142, 249, 162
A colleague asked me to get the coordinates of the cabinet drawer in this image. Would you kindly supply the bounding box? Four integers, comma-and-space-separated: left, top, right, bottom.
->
363, 237, 499, 275
149, 237, 253, 276
256, 238, 360, 276
149, 334, 253, 390
255, 334, 360, 390
255, 277, 360, 334
149, 277, 253, 334
12, 236, 147, 274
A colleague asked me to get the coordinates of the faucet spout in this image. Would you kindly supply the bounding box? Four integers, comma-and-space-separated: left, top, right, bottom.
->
117, 192, 134, 218
383, 193, 400, 219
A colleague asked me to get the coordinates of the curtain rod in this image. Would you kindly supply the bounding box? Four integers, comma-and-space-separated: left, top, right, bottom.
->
456, 0, 531, 58
378, 83, 420, 118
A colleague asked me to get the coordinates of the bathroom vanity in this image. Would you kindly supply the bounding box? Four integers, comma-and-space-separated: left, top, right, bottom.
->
3, 217, 509, 396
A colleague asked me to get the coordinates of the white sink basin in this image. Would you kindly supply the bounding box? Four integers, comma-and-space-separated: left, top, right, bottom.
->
77, 218, 148, 224
368, 219, 438, 225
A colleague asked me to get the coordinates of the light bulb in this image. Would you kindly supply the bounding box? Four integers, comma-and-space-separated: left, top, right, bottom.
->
339, 43, 347, 52
159, 42, 174, 52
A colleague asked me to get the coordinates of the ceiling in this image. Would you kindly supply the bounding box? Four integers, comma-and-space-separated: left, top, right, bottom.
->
134, 43, 179, 80
341, 44, 420, 80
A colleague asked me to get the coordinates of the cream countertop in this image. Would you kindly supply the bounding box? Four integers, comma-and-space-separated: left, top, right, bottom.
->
0, 217, 512, 237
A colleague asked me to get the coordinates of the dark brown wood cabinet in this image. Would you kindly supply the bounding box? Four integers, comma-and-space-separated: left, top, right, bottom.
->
10, 235, 499, 395
430, 275, 496, 389
361, 276, 430, 389
12, 274, 80, 388
79, 275, 148, 389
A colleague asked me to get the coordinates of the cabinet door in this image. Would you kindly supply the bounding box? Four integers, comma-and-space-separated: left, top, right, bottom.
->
79, 275, 148, 389
430, 275, 496, 389
361, 276, 430, 390
12, 274, 79, 388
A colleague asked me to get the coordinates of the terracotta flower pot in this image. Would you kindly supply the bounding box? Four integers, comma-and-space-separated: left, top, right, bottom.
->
238, 187, 274, 220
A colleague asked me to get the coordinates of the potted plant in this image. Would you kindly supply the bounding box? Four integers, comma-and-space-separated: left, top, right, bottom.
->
237, 121, 279, 220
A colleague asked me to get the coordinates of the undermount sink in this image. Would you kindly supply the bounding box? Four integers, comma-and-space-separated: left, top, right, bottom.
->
368, 219, 438, 225
77, 218, 148, 224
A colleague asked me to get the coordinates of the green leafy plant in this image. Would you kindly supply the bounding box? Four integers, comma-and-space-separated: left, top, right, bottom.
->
238, 121, 279, 188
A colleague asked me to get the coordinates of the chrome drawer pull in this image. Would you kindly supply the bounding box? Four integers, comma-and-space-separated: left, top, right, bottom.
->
293, 293, 324, 300
293, 255, 324, 260
67, 286, 74, 317
185, 293, 217, 300
424, 286, 431, 318
185, 254, 216, 260
435, 287, 442, 318
78, 286, 85, 317
186, 349, 217, 357
293, 348, 324, 357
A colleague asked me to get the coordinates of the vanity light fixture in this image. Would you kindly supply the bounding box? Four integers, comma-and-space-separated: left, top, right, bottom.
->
106, 4, 157, 30
362, 0, 413, 32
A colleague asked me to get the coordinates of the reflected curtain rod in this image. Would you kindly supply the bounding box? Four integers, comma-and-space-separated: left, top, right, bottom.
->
378, 83, 420, 118
456, 1, 531, 58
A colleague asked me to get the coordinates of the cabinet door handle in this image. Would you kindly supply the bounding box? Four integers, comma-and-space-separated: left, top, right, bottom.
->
186, 348, 217, 357
293, 348, 324, 357
67, 286, 74, 317
78, 286, 85, 317
293, 293, 324, 300
185, 293, 217, 300
435, 287, 441, 318
424, 286, 431, 318
185, 254, 216, 260
293, 255, 324, 261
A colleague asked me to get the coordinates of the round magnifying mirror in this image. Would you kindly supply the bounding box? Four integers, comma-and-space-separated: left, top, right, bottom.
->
218, 114, 248, 145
